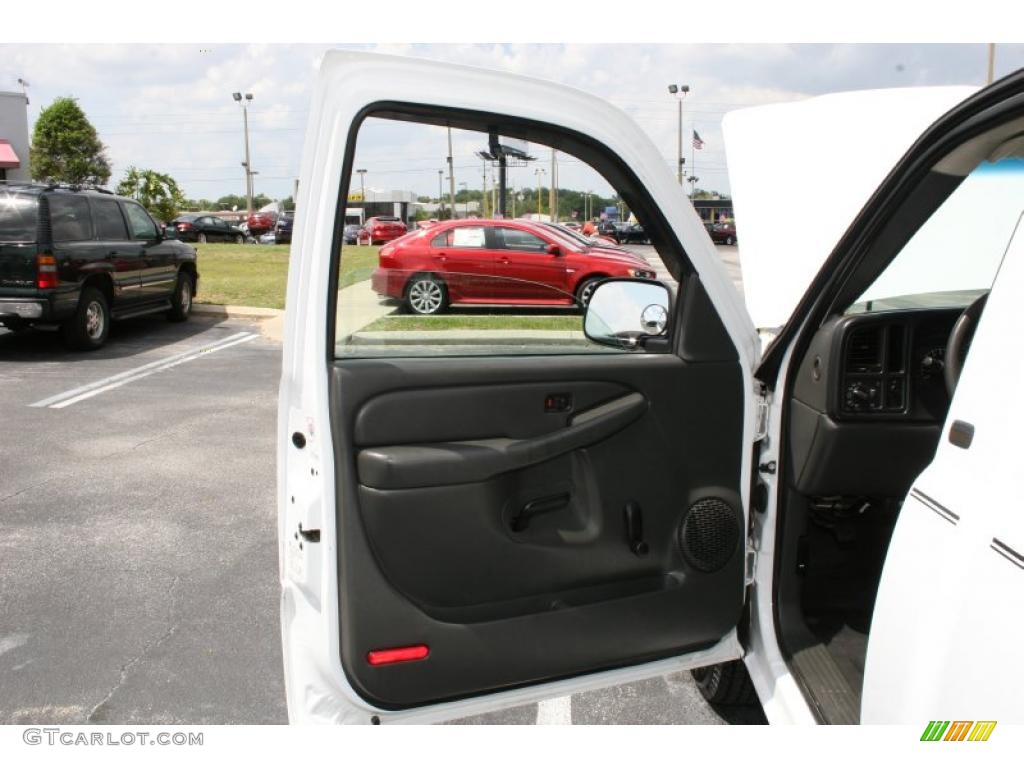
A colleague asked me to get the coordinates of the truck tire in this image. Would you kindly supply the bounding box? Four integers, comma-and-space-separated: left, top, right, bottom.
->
691, 661, 757, 705
168, 272, 194, 321
61, 285, 110, 351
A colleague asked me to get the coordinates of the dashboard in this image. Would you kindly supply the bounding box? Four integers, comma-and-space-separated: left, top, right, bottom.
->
787, 307, 962, 498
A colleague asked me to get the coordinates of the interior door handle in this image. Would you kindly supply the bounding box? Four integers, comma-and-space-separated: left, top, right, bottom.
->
357, 392, 648, 490
510, 492, 571, 532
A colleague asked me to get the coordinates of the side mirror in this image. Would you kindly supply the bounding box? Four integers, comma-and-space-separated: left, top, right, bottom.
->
546, 243, 561, 256
584, 279, 671, 350
163, 226, 178, 240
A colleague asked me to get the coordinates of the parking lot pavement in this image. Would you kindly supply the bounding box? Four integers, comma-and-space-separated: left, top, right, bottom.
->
0, 316, 286, 725
629, 243, 742, 295
1, 246, 762, 725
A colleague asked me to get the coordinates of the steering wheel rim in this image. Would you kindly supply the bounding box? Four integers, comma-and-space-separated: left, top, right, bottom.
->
944, 292, 988, 396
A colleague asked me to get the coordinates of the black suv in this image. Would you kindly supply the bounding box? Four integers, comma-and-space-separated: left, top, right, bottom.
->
0, 184, 199, 350
274, 212, 294, 245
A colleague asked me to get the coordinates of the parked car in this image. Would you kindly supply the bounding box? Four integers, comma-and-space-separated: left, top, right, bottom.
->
247, 210, 277, 237
280, 53, 1024, 727
370, 218, 656, 314
170, 214, 245, 244
343, 224, 362, 245
360, 215, 407, 244
0, 184, 198, 350
709, 222, 738, 245
615, 222, 649, 244
535, 221, 647, 262
275, 213, 294, 245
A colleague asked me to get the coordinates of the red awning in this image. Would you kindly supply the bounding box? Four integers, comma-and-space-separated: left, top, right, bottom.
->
0, 140, 21, 169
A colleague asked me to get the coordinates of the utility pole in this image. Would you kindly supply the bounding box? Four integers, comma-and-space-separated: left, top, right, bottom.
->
482, 159, 489, 218
987, 44, 996, 84
549, 149, 557, 223
534, 168, 546, 217
233, 92, 255, 215
447, 127, 456, 223
668, 84, 689, 186
459, 182, 468, 217
437, 170, 444, 218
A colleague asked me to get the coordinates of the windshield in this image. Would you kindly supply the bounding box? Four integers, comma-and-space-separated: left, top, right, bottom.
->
848, 157, 1024, 314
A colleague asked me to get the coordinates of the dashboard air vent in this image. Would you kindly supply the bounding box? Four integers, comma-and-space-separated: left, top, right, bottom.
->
846, 328, 883, 373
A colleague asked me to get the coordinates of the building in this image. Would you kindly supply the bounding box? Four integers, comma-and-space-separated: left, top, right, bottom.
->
347, 188, 421, 225
0, 91, 30, 182
691, 197, 734, 224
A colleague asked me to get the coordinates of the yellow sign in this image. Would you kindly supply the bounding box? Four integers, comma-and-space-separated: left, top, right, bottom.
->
347, 193, 364, 202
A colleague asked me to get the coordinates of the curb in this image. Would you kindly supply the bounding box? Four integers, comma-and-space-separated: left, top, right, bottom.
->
192, 303, 284, 319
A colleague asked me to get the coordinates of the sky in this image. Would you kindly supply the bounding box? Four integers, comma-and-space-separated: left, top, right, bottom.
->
2, 43, 1023, 204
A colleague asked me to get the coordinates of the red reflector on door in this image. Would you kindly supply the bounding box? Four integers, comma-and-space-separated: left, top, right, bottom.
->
366, 645, 430, 666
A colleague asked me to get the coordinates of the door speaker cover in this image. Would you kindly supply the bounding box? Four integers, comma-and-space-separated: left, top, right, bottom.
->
679, 497, 739, 572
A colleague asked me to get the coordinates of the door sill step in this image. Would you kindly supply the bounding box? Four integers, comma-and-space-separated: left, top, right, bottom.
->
790, 644, 861, 724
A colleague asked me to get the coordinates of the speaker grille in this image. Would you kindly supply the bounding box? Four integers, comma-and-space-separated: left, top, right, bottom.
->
679, 497, 739, 572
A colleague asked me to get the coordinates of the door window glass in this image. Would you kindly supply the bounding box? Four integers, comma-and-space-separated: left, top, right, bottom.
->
50, 195, 93, 242
122, 201, 158, 240
333, 115, 681, 358
91, 198, 128, 240
497, 227, 547, 252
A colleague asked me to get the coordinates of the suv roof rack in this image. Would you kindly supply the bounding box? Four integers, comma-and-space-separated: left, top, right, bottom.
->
42, 182, 116, 195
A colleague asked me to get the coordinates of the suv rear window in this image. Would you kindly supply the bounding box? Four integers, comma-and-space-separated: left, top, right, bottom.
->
50, 194, 94, 242
0, 191, 38, 242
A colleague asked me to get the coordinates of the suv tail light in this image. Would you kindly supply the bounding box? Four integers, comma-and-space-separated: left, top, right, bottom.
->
36, 254, 58, 289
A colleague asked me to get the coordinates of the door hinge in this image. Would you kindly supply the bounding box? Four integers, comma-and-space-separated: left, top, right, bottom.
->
753, 391, 770, 442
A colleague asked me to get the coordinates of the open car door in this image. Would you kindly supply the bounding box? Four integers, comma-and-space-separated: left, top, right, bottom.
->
278, 51, 760, 724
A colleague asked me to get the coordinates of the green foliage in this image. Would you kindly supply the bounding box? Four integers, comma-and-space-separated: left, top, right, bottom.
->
115, 167, 186, 223
214, 193, 272, 211
30, 97, 111, 184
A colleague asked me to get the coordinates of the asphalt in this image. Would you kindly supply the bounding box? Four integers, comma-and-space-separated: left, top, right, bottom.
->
0, 244, 763, 725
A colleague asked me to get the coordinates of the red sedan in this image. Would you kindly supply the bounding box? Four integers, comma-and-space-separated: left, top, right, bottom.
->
370, 218, 657, 315
360, 216, 408, 244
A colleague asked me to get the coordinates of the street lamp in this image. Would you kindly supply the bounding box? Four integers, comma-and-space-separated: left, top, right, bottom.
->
232, 91, 255, 215
668, 83, 689, 186
534, 168, 546, 217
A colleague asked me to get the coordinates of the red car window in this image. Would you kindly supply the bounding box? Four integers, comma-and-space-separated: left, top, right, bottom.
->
496, 227, 547, 252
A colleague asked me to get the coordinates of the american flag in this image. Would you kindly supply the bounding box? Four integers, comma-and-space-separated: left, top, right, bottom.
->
692, 130, 705, 150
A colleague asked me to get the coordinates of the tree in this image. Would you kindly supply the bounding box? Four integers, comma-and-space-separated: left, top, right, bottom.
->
115, 167, 186, 223
30, 97, 111, 184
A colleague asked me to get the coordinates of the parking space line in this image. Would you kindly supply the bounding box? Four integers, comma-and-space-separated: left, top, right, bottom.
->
30, 332, 259, 409
535, 695, 572, 725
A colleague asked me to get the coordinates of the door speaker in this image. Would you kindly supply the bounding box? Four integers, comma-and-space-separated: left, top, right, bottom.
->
679, 497, 739, 572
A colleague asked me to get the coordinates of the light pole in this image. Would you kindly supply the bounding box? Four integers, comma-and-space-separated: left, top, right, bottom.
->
534, 168, 546, 217
458, 182, 468, 218
668, 83, 689, 186
446, 127, 457, 223
355, 168, 367, 218
232, 92, 254, 215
